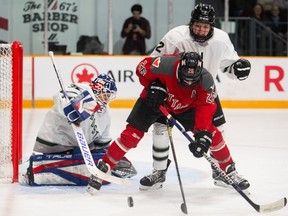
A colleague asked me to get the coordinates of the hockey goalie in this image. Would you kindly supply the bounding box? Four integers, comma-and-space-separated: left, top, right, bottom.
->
21, 74, 137, 186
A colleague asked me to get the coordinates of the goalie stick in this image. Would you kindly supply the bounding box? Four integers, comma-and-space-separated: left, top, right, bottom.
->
159, 105, 287, 213
48, 51, 132, 186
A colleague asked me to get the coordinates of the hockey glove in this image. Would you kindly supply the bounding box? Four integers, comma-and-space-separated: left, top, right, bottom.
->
146, 79, 167, 111
189, 131, 212, 158
63, 90, 99, 124
233, 59, 251, 81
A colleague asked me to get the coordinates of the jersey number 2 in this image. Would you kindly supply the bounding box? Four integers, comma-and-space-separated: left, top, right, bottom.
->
155, 41, 164, 53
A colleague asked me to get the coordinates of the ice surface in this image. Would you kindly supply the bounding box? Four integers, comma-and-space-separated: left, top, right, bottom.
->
1, 108, 287, 216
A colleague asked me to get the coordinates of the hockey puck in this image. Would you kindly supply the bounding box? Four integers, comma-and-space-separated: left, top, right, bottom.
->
127, 196, 134, 207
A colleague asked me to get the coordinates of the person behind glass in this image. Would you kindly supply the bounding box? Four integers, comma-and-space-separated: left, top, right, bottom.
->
264, 4, 287, 38
121, 4, 151, 55
249, 3, 268, 55
251, 3, 265, 21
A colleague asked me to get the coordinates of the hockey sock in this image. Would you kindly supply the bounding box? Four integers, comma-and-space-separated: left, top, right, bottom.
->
152, 122, 170, 170
210, 130, 233, 171
102, 124, 144, 169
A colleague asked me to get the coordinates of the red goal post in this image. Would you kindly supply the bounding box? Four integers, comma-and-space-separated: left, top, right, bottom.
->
0, 41, 23, 182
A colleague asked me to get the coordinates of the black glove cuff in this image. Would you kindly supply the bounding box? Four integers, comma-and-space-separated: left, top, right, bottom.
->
149, 85, 167, 94
233, 59, 251, 80
146, 80, 167, 111
194, 130, 212, 143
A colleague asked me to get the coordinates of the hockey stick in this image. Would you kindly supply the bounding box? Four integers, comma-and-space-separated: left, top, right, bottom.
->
159, 105, 287, 213
48, 51, 132, 186
166, 122, 188, 214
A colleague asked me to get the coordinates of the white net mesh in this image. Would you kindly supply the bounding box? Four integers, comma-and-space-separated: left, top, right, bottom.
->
0, 44, 13, 179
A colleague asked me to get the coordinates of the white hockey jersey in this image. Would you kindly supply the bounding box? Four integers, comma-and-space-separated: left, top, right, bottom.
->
150, 25, 239, 80
34, 83, 112, 153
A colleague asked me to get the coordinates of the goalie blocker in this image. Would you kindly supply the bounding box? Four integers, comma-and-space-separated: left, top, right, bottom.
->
21, 148, 137, 186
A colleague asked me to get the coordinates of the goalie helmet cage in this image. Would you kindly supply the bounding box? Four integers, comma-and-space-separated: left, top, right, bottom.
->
0, 41, 23, 183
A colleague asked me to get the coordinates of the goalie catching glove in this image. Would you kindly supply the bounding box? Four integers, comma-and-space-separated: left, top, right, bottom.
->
189, 131, 212, 158
146, 79, 167, 111
233, 58, 251, 81
63, 90, 99, 124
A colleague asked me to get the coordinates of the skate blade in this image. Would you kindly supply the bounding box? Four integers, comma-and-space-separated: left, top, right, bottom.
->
139, 182, 163, 191
214, 180, 251, 195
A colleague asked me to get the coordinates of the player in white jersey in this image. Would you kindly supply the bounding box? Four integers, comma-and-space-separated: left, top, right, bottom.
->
22, 74, 136, 186
140, 3, 251, 190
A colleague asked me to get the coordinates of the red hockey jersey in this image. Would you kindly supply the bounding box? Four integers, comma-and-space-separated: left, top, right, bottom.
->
136, 54, 217, 133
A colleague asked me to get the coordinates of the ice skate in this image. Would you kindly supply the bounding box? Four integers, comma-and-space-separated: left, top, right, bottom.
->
139, 159, 171, 190
213, 162, 250, 191
86, 159, 110, 195
111, 157, 137, 178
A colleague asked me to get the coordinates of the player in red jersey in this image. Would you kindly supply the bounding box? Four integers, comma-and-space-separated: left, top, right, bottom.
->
144, 3, 251, 191
86, 52, 250, 194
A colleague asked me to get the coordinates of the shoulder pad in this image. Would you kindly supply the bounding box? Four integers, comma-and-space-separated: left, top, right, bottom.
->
199, 69, 215, 92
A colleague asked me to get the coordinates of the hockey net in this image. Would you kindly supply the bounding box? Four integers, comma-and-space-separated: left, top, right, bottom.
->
0, 41, 23, 182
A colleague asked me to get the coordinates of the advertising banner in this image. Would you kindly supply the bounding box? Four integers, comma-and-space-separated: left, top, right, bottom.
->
23, 56, 288, 108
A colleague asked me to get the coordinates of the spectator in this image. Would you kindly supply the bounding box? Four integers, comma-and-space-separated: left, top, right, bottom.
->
251, 3, 266, 21
250, 3, 268, 55
120, 4, 151, 55
264, 4, 287, 38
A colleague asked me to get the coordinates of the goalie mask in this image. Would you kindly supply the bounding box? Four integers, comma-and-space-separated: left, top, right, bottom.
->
177, 52, 203, 88
190, 3, 215, 43
90, 74, 117, 111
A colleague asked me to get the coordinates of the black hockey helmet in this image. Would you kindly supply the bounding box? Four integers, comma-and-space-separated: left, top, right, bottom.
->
190, 3, 215, 43
177, 52, 203, 88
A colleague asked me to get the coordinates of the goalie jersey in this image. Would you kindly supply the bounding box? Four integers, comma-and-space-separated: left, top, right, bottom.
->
33, 83, 112, 154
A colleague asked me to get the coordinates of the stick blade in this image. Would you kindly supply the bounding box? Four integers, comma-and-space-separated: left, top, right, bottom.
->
258, 197, 287, 213
180, 203, 188, 214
